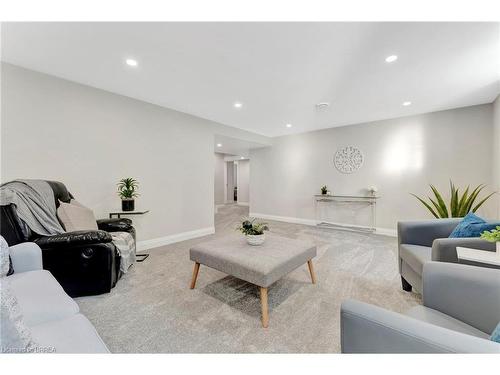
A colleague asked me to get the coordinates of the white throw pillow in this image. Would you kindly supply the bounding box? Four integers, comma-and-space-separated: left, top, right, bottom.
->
57, 200, 98, 232
1, 236, 10, 277
0, 278, 38, 353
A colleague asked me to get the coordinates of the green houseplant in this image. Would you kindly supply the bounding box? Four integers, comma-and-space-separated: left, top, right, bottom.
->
117, 178, 139, 211
411, 181, 496, 218
320, 185, 328, 195
481, 226, 500, 254
237, 217, 269, 246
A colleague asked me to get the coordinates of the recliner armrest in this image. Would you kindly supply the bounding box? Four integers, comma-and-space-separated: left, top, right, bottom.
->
341, 299, 500, 353
9, 242, 43, 273
35, 230, 112, 248
423, 262, 500, 334
96, 218, 133, 232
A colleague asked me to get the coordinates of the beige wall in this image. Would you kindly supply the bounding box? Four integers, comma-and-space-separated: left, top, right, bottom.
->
493, 95, 500, 219
1, 63, 270, 247
250, 104, 496, 232
214, 153, 225, 205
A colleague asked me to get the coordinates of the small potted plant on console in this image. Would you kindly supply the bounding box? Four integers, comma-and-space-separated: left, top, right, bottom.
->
117, 177, 139, 212
321, 185, 328, 195
237, 217, 269, 246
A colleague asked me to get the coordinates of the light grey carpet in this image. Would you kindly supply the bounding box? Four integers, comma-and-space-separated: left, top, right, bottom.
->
76, 205, 421, 353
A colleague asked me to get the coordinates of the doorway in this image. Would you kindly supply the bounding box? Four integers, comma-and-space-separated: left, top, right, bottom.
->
226, 161, 237, 203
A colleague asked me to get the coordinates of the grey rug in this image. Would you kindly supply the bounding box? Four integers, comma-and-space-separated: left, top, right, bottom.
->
76, 205, 421, 353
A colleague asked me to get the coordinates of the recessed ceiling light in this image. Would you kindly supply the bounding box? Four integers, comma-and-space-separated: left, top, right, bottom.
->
125, 58, 138, 67
216, 143, 222, 147
286, 123, 292, 128
385, 55, 398, 63
402, 101, 412, 106
233, 102, 243, 109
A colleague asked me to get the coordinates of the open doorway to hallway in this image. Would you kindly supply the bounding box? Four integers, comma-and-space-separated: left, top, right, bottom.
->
214, 155, 250, 214
213, 134, 266, 217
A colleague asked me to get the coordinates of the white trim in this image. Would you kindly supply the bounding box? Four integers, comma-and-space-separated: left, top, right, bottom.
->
214, 204, 225, 214
249, 212, 396, 237
137, 227, 215, 252
237, 201, 249, 207
374, 227, 398, 237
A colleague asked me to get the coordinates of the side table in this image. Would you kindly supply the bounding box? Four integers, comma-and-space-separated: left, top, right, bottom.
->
109, 210, 150, 262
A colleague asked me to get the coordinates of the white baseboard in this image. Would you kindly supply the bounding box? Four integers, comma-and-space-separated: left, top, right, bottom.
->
249, 212, 317, 226
137, 227, 215, 252
375, 227, 398, 237
249, 212, 396, 237
237, 202, 249, 207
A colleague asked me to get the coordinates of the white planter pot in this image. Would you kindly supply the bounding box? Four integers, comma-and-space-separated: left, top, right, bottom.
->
497, 242, 500, 254
246, 234, 266, 246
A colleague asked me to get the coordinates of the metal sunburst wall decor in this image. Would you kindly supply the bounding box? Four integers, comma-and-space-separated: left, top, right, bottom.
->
334, 146, 364, 174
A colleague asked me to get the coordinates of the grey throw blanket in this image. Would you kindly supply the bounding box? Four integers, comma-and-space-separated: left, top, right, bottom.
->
0, 180, 65, 236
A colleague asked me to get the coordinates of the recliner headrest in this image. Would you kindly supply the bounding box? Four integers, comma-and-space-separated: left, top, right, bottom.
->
46, 180, 73, 207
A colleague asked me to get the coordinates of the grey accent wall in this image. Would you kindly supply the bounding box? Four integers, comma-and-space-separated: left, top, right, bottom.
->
1, 63, 270, 243
250, 104, 496, 231
493, 95, 500, 219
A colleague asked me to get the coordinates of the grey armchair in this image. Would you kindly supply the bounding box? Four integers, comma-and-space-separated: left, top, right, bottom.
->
397, 218, 496, 293
341, 262, 500, 353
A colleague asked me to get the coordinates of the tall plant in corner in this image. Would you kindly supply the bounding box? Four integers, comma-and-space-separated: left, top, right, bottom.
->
117, 178, 139, 212
411, 181, 496, 218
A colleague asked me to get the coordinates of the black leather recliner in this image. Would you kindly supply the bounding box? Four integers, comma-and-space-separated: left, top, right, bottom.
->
0, 180, 135, 297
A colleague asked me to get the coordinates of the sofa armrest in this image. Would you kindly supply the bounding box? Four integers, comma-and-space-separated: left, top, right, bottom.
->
431, 237, 495, 263
398, 219, 461, 248
423, 262, 500, 334
96, 218, 133, 233
340, 299, 500, 353
35, 230, 112, 248
9, 242, 43, 273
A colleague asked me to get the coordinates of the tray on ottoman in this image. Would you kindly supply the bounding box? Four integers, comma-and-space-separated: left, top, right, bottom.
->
189, 233, 317, 328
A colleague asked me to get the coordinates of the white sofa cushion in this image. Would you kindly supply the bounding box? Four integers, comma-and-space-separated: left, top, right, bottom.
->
8, 270, 79, 327
31, 313, 109, 353
0, 278, 38, 353
1, 236, 12, 277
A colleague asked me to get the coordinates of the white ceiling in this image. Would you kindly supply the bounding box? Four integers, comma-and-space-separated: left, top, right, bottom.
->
2, 22, 499, 137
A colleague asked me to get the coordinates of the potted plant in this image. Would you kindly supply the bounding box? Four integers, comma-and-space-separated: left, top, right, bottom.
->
117, 178, 139, 212
321, 185, 328, 195
368, 186, 378, 197
481, 226, 500, 254
237, 217, 269, 246
411, 181, 496, 218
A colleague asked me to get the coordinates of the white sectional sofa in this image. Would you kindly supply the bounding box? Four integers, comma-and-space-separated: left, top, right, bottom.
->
3, 241, 109, 353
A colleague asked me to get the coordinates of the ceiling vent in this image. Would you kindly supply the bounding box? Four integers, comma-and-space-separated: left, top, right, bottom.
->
315, 102, 331, 110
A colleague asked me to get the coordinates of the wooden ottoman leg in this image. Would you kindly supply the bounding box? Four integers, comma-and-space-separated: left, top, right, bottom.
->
190, 262, 200, 289
307, 260, 316, 284
260, 287, 269, 328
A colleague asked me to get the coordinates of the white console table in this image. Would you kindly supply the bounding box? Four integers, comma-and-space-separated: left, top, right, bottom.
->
314, 194, 379, 233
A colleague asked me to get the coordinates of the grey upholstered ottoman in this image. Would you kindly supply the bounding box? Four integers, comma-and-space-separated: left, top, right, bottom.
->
189, 233, 317, 328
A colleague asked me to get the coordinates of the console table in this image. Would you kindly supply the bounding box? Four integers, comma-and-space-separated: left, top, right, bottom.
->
314, 195, 379, 233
